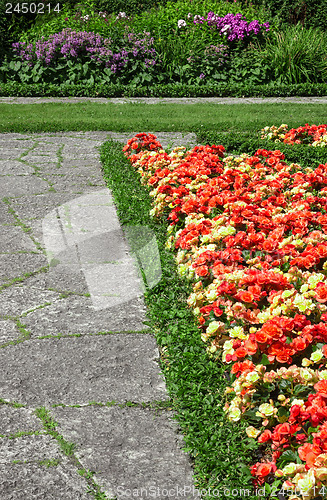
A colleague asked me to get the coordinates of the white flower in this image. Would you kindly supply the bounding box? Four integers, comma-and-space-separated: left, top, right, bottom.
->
206, 321, 224, 336
310, 350, 324, 363
246, 426, 261, 438
297, 469, 316, 494
245, 371, 260, 384
228, 407, 241, 422
177, 19, 187, 28
282, 463, 301, 475
291, 399, 305, 410
258, 403, 275, 416
308, 273, 325, 289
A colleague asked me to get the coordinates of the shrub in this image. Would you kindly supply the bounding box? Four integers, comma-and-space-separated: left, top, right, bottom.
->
1, 28, 159, 85
257, 23, 327, 84
244, 0, 327, 31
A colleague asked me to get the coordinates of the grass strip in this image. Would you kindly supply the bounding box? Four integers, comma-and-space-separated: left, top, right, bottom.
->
100, 140, 261, 499
1, 102, 327, 134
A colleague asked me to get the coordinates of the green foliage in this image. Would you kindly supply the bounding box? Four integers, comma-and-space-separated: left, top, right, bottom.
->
18, 1, 117, 42
0, 0, 38, 53
244, 0, 327, 31
1, 81, 327, 98
94, 0, 168, 16
227, 45, 270, 85
257, 23, 327, 84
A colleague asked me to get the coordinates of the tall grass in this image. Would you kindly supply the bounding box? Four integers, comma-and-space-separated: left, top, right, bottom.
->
258, 23, 327, 84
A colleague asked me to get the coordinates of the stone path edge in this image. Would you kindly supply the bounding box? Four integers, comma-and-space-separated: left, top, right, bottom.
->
1, 96, 327, 104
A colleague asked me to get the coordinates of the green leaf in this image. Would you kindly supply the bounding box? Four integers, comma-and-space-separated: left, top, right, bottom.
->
277, 406, 289, 418
279, 449, 301, 465
260, 354, 270, 366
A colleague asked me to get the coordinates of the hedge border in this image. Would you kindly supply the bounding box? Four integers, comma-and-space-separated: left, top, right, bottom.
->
1, 82, 327, 98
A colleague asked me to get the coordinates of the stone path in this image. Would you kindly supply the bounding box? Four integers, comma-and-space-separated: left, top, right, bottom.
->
0, 131, 199, 499
0, 96, 327, 104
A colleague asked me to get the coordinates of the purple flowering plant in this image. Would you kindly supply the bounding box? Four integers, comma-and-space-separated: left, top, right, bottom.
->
193, 12, 270, 44
4, 28, 158, 85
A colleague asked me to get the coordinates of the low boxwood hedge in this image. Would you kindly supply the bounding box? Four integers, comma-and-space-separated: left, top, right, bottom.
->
1, 81, 327, 98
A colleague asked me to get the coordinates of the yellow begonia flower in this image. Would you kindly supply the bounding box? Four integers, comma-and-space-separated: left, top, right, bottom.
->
245, 371, 260, 383
296, 469, 316, 494
246, 426, 261, 438
228, 407, 241, 422
310, 350, 324, 363
206, 321, 224, 336
258, 403, 275, 416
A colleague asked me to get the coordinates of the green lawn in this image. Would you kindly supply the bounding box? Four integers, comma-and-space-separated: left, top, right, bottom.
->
1, 102, 327, 133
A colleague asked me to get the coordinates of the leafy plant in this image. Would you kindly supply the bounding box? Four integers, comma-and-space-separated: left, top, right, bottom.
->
257, 23, 327, 84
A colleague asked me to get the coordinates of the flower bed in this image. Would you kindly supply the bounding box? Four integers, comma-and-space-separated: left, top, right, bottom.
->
261, 124, 327, 147
123, 132, 327, 499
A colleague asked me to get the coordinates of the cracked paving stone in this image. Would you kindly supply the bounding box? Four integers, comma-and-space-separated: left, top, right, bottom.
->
22, 293, 147, 335
0, 176, 49, 198
0, 407, 43, 436
0, 463, 92, 499
26, 265, 89, 295
0, 253, 48, 286
9, 193, 80, 225
0, 161, 35, 175
0, 436, 91, 499
0, 226, 39, 253
0, 435, 63, 464
44, 173, 106, 192
0, 284, 61, 317
52, 406, 196, 500
0, 335, 167, 406
0, 320, 22, 344
0, 202, 17, 226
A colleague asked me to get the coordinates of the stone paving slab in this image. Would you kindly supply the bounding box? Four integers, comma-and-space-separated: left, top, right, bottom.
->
0, 201, 19, 226
0, 407, 43, 436
22, 293, 147, 335
0, 176, 50, 198
0, 284, 61, 317
8, 193, 85, 224
0, 335, 167, 406
0, 463, 92, 499
0, 226, 39, 253
1, 96, 327, 104
0, 435, 63, 464
0, 161, 35, 175
0, 253, 48, 286
52, 406, 196, 500
0, 320, 21, 344
26, 265, 89, 295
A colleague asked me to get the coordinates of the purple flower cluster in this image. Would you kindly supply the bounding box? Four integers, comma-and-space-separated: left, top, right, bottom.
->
204, 44, 228, 62
11, 28, 157, 73
194, 12, 270, 41
126, 32, 156, 68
